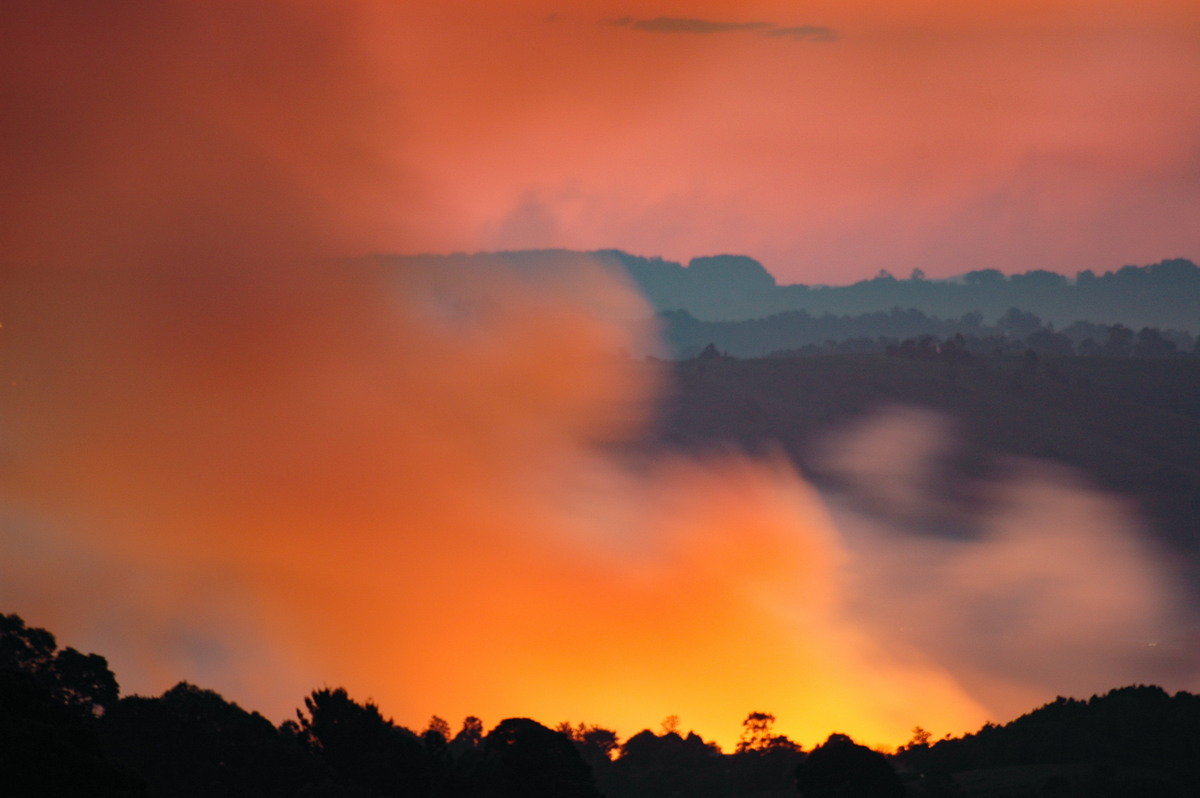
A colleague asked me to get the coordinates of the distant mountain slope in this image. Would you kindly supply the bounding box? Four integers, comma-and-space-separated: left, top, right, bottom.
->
391, 250, 1200, 332
656, 306, 1200, 359
645, 354, 1200, 568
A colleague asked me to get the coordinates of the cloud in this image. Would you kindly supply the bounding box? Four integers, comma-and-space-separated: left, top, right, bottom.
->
608, 16, 836, 42
628, 17, 773, 35
767, 25, 838, 42
1, 262, 992, 751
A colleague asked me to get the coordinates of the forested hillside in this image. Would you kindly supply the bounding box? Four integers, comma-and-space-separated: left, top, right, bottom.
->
644, 353, 1200, 572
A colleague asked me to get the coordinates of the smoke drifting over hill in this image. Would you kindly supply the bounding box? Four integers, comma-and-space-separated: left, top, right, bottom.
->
815, 407, 1196, 714
2, 0, 1195, 751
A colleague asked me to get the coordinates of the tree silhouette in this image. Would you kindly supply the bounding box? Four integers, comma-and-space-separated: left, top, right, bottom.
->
423, 714, 452, 758
796, 733, 904, 798
478, 717, 600, 798
102, 682, 316, 798
1134, 327, 1178, 358
0, 612, 119, 717
729, 712, 805, 796
51, 646, 120, 716
1026, 329, 1074, 357
11, 610, 1200, 797
613, 728, 728, 798
1103, 324, 1134, 357
738, 711, 771, 752
997, 307, 1044, 340
451, 715, 485, 753
558, 722, 620, 767
964, 268, 1005, 286
1, 669, 145, 797
0, 613, 56, 674
893, 726, 934, 774
289, 687, 431, 797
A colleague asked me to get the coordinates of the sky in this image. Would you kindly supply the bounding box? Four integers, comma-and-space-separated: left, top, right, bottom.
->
2, 0, 1198, 752
5, 2, 1199, 283
385, 0, 1200, 283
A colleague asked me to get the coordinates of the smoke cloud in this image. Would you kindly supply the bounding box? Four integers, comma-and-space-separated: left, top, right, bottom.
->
1, 260, 993, 749
2, 0, 1194, 753
815, 407, 1198, 720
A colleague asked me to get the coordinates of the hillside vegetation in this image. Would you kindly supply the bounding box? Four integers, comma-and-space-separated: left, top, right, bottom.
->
646, 353, 1200, 566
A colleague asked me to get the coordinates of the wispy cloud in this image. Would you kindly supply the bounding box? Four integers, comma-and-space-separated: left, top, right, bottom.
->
767, 25, 838, 42
608, 16, 837, 42
623, 17, 772, 35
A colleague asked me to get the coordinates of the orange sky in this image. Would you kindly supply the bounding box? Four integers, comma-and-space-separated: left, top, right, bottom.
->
5, 1, 1198, 282
384, 0, 1200, 282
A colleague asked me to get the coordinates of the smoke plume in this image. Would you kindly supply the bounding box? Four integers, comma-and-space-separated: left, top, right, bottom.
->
3, 1, 1194, 752
815, 406, 1197, 720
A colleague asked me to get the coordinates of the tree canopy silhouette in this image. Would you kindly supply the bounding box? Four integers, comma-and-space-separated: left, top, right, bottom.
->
795, 733, 903, 798
6, 611, 1200, 797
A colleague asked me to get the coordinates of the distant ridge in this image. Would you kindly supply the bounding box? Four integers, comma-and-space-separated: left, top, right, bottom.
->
389, 251, 1200, 333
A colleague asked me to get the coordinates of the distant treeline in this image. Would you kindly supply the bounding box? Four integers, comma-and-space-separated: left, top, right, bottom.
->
662, 307, 1199, 360
392, 251, 1200, 333
4, 612, 1198, 797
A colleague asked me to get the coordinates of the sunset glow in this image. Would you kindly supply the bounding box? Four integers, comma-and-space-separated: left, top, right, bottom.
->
2, 0, 1196, 754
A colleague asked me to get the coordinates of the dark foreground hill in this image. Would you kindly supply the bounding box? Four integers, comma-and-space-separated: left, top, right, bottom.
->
893, 685, 1200, 797
4, 612, 1200, 797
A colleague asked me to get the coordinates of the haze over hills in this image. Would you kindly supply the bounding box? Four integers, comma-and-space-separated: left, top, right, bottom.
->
644, 354, 1200, 585
392, 250, 1200, 333
386, 254, 1200, 573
